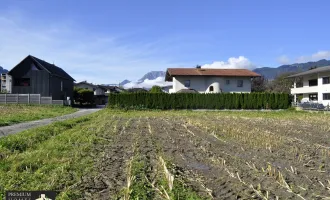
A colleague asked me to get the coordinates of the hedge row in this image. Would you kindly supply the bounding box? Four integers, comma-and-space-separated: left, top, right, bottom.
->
108, 93, 290, 110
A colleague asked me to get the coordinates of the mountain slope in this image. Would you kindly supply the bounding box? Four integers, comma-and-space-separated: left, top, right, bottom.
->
119, 79, 131, 86
254, 59, 330, 79
0, 66, 8, 74
121, 59, 330, 87
138, 71, 166, 83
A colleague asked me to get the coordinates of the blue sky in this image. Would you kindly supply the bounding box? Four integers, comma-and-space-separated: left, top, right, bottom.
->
0, 0, 330, 84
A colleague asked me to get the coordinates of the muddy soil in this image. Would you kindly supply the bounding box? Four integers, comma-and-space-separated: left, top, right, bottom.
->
77, 113, 330, 200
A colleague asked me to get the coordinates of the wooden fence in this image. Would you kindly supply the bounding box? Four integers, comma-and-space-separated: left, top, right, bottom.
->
0, 94, 64, 105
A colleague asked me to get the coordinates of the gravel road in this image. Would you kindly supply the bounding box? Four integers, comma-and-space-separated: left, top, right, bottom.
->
0, 108, 101, 138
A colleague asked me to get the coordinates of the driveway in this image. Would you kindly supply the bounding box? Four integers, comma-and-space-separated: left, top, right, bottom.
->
0, 108, 102, 138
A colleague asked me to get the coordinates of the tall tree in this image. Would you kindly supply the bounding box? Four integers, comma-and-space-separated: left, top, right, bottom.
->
251, 76, 268, 92
267, 72, 302, 93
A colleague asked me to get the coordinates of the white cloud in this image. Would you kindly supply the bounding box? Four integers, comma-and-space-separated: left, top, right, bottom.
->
296, 51, 330, 63
0, 11, 179, 85
201, 56, 256, 70
123, 77, 172, 89
277, 55, 290, 64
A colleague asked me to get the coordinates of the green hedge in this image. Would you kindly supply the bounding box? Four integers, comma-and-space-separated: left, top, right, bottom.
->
108, 93, 290, 110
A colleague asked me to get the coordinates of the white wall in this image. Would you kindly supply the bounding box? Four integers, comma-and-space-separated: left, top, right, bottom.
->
1, 74, 12, 93
292, 72, 330, 106
220, 77, 251, 93
171, 76, 252, 93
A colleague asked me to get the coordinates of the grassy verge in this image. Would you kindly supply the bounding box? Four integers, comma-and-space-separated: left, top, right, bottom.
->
0, 111, 100, 200
0, 105, 78, 127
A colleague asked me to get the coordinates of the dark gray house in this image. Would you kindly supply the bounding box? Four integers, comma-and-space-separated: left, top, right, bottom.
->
8, 55, 75, 100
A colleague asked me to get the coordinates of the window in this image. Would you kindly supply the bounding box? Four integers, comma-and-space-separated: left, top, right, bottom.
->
309, 94, 318, 101
209, 86, 214, 92
61, 81, 63, 91
14, 78, 30, 86
237, 80, 243, 87
31, 64, 39, 71
226, 80, 230, 85
184, 80, 190, 87
323, 77, 330, 84
323, 93, 330, 100
309, 79, 318, 86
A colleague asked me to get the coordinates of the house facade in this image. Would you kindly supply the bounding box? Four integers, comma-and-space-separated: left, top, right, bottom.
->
165, 68, 260, 93
0, 73, 12, 93
289, 66, 330, 106
75, 81, 105, 96
8, 55, 75, 100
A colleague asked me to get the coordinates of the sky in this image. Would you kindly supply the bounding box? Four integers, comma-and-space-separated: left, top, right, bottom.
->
1, 0, 330, 85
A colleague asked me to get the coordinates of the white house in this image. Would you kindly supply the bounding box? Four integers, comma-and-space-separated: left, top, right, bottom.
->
75, 81, 105, 96
165, 68, 261, 93
288, 66, 330, 106
0, 73, 12, 93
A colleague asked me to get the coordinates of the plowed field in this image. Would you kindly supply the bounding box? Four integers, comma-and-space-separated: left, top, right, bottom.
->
1, 110, 330, 200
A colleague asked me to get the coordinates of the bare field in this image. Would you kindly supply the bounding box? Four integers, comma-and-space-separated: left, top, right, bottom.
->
1, 110, 330, 199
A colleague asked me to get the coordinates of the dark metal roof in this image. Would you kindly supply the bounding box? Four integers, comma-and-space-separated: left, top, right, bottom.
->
287, 66, 330, 78
165, 68, 260, 81
30, 56, 75, 81
75, 81, 96, 87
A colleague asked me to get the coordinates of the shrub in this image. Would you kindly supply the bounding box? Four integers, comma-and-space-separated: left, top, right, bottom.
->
74, 87, 94, 105
149, 85, 163, 93
108, 93, 290, 110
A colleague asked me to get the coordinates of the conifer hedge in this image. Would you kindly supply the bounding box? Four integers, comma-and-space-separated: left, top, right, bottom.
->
108, 93, 290, 110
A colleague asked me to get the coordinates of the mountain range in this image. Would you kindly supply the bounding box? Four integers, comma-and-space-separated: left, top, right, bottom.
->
254, 59, 330, 79
0, 66, 8, 74
120, 59, 330, 87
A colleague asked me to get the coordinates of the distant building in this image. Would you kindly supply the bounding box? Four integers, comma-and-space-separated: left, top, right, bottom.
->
75, 81, 122, 105
0, 73, 12, 93
165, 68, 261, 93
288, 66, 330, 106
161, 85, 173, 93
8, 55, 75, 100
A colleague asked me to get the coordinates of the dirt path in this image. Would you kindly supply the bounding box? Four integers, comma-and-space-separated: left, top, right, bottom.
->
0, 108, 101, 137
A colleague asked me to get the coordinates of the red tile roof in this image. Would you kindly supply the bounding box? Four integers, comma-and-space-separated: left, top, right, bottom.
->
165, 68, 261, 81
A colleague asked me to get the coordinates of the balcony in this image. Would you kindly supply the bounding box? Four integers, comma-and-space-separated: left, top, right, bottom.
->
291, 86, 318, 94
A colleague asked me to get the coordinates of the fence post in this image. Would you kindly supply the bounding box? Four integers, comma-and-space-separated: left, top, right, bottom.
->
28, 93, 30, 104
17, 93, 19, 104
39, 94, 41, 104
4, 93, 6, 104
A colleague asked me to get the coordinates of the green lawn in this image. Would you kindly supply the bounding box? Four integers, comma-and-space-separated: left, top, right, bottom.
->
0, 105, 78, 127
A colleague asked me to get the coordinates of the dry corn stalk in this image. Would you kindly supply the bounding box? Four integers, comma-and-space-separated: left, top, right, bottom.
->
159, 156, 174, 191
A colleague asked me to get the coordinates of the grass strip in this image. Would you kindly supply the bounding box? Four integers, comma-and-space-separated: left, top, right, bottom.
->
0, 111, 102, 200
0, 104, 78, 127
